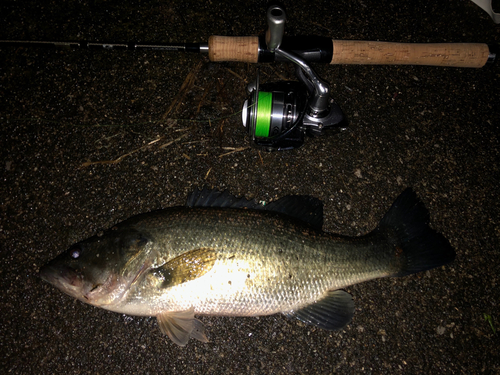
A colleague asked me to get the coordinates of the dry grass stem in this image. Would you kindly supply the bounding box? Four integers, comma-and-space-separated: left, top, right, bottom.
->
159, 133, 189, 149
81, 132, 189, 167
81, 136, 164, 167
225, 68, 247, 83
205, 167, 212, 179
162, 61, 203, 120
218, 146, 250, 158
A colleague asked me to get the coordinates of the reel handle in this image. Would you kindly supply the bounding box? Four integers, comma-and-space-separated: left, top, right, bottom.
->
207, 36, 493, 67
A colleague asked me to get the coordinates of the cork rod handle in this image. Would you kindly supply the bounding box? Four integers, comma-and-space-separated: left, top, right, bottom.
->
207, 36, 491, 68
330, 40, 490, 68
208, 36, 259, 63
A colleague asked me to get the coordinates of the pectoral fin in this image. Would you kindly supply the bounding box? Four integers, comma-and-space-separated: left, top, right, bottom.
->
285, 290, 354, 331
157, 308, 209, 346
157, 248, 217, 288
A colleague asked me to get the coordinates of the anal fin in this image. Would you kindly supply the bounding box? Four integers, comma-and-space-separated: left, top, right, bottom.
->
285, 290, 354, 331
157, 308, 208, 346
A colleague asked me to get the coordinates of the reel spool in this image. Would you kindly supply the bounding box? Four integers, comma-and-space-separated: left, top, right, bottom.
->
242, 73, 307, 150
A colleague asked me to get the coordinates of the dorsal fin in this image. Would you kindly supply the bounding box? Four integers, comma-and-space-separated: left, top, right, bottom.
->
186, 187, 263, 209
186, 188, 323, 229
266, 195, 323, 229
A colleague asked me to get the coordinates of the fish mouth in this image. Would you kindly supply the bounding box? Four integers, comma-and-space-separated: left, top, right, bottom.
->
39, 256, 152, 308
39, 264, 82, 286
39, 264, 85, 298
39, 260, 151, 306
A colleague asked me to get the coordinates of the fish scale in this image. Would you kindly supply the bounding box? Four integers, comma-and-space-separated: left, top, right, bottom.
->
108, 207, 398, 316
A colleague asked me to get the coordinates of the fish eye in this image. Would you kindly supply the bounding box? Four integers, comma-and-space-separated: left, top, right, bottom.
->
70, 247, 81, 259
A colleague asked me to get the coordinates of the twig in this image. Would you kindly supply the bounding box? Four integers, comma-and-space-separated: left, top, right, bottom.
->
162, 61, 203, 120
312, 21, 333, 33
80, 136, 165, 167
339, 173, 353, 200
80, 132, 189, 167
225, 68, 247, 83
218, 146, 250, 157
159, 133, 189, 149
196, 83, 212, 115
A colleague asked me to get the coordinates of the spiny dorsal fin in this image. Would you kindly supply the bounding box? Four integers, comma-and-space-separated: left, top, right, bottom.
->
186, 187, 263, 209
156, 248, 217, 288
157, 308, 208, 346
187, 188, 323, 229
285, 290, 354, 331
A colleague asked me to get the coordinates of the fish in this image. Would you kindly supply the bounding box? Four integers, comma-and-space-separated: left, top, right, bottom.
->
39, 187, 455, 346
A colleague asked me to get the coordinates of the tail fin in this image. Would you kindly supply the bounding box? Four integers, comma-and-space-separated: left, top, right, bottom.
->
377, 188, 456, 277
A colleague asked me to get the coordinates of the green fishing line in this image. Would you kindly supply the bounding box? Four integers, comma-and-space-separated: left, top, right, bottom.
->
255, 92, 272, 137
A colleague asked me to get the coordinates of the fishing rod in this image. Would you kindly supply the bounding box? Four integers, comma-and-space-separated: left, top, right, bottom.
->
1, 37, 496, 67
1, 4, 496, 68
1, 4, 497, 151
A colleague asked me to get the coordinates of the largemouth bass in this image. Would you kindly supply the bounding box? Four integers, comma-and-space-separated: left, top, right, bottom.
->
40, 188, 455, 346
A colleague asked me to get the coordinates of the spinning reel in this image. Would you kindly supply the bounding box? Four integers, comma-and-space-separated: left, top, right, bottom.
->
241, 5, 347, 151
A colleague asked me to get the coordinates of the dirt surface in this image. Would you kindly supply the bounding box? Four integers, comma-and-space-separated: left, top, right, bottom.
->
1, 0, 499, 374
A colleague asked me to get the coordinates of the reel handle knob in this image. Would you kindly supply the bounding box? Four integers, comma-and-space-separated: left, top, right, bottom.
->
266, 5, 286, 51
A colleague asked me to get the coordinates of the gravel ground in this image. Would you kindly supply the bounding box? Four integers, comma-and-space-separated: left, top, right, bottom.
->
1, 0, 499, 374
